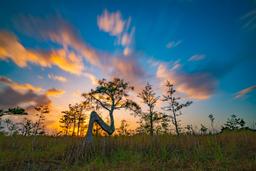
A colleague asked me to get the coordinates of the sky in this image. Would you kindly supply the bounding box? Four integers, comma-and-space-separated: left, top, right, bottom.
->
0, 0, 256, 132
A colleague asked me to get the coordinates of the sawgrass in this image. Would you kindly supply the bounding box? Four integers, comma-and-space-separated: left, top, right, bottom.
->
0, 130, 255, 170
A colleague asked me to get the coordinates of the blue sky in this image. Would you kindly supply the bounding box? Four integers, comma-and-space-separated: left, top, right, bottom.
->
0, 0, 255, 131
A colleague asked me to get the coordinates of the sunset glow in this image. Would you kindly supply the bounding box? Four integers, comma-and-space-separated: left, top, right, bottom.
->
0, 0, 255, 133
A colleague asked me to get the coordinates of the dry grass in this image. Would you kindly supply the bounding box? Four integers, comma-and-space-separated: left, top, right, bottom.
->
0, 130, 255, 171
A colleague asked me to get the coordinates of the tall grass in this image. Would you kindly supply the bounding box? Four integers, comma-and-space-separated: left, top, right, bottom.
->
0, 130, 255, 170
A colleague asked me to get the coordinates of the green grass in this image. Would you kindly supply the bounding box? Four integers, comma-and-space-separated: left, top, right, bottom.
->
0, 130, 255, 170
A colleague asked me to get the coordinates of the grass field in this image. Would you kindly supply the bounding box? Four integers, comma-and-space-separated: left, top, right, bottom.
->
0, 130, 255, 171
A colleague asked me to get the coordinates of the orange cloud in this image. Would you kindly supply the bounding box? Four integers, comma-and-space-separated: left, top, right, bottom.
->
235, 85, 256, 99
0, 31, 84, 75
48, 74, 67, 82
0, 76, 42, 92
15, 16, 101, 67
46, 88, 65, 97
156, 64, 216, 100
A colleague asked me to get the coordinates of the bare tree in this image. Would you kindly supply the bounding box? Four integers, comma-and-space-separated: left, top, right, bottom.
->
4, 119, 18, 135
82, 78, 140, 142
33, 105, 49, 135
92, 112, 106, 137
162, 81, 192, 135
19, 118, 34, 136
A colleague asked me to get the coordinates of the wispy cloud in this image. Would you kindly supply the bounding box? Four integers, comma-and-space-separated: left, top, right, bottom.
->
14, 16, 102, 67
13, 15, 146, 87
0, 87, 51, 109
97, 10, 135, 56
188, 54, 205, 61
156, 63, 216, 100
0, 76, 51, 109
240, 9, 256, 30
166, 40, 182, 49
0, 76, 42, 92
48, 74, 67, 83
97, 10, 125, 36
46, 88, 65, 97
111, 56, 145, 82
82, 71, 98, 85
0, 31, 84, 75
235, 85, 256, 99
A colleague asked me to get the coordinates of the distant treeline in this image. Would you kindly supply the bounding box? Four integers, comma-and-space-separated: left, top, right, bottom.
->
0, 78, 255, 137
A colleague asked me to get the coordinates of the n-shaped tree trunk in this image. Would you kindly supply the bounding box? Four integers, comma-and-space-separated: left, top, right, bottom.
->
84, 111, 115, 142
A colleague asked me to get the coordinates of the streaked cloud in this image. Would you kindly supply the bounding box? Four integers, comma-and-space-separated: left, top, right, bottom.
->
98, 10, 135, 56
166, 40, 182, 49
235, 85, 256, 99
110, 56, 146, 89
156, 63, 216, 100
14, 16, 102, 67
188, 54, 205, 61
121, 27, 135, 56
14, 15, 145, 87
123, 47, 132, 56
82, 72, 98, 85
0, 87, 51, 109
240, 9, 256, 30
0, 76, 42, 92
0, 31, 84, 75
121, 32, 133, 46
46, 88, 65, 97
48, 74, 67, 82
97, 10, 125, 36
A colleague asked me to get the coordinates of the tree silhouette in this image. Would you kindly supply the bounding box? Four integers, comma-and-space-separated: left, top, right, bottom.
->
19, 118, 34, 136
222, 114, 246, 131
0, 107, 27, 117
185, 124, 195, 135
60, 102, 91, 136
4, 119, 18, 135
92, 113, 108, 137
162, 81, 192, 135
33, 105, 49, 135
208, 114, 215, 133
117, 119, 130, 136
200, 124, 208, 135
59, 111, 73, 136
136, 83, 165, 136
60, 108, 73, 136
160, 115, 171, 134
82, 78, 141, 142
